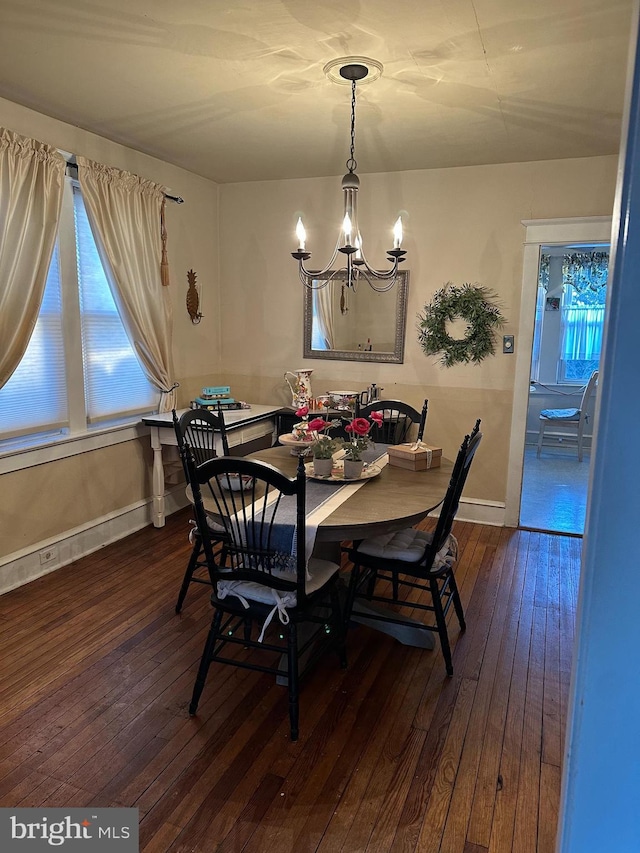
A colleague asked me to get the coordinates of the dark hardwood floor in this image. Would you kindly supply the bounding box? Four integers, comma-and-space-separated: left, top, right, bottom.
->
0, 509, 580, 852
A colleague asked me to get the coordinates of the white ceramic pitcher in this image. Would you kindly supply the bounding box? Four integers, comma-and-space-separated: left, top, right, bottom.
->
284, 369, 313, 409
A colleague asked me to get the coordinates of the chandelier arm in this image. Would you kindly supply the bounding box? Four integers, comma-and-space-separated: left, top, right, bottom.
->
357, 252, 401, 280
357, 268, 399, 292
298, 246, 343, 287
298, 267, 331, 288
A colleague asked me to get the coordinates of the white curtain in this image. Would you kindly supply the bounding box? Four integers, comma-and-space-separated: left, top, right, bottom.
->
77, 156, 176, 412
0, 127, 65, 389
312, 285, 335, 350
562, 305, 605, 361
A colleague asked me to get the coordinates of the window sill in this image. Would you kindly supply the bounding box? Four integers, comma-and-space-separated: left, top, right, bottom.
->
0, 418, 151, 475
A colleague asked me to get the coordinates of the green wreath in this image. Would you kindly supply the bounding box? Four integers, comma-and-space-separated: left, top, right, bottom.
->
417, 283, 506, 367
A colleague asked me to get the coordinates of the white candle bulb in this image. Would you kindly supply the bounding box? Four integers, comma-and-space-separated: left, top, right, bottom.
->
393, 216, 403, 249
354, 235, 362, 260
296, 217, 306, 251
342, 213, 353, 245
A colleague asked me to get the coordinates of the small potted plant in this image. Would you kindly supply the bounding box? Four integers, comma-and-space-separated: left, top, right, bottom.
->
307, 416, 342, 477
342, 412, 383, 479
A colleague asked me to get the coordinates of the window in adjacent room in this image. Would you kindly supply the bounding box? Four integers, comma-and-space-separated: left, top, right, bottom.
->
530, 245, 609, 385
0, 180, 156, 444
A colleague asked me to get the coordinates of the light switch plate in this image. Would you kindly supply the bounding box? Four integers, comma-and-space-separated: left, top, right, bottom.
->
503, 335, 514, 353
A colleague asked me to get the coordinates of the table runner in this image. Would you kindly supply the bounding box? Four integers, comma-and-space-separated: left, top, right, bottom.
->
227, 445, 389, 573
303, 447, 389, 562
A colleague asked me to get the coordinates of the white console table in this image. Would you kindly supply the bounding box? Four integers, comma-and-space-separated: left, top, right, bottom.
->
141, 405, 281, 527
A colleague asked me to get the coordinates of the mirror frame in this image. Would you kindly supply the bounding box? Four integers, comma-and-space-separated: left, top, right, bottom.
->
303, 270, 409, 363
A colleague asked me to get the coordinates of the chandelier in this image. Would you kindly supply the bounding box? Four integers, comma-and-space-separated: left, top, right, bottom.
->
292, 59, 406, 293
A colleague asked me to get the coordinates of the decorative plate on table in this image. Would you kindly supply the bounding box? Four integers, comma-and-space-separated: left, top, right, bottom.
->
219, 474, 254, 492
305, 461, 382, 483
278, 433, 316, 455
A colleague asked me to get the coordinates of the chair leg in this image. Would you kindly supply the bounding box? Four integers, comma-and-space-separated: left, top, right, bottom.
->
449, 571, 466, 632
366, 568, 378, 599
344, 561, 363, 630
287, 623, 299, 742
243, 618, 252, 643
330, 584, 347, 669
577, 419, 586, 462
189, 608, 223, 715
537, 422, 545, 457
391, 571, 400, 602
430, 576, 454, 677
175, 538, 202, 614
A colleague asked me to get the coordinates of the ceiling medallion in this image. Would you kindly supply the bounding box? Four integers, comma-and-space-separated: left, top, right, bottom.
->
322, 56, 384, 85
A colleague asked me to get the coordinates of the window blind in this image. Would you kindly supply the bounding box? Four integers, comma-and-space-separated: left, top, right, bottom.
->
0, 244, 68, 438
73, 187, 156, 423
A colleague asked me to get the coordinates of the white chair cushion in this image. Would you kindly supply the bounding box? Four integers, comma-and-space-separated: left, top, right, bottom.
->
215, 558, 340, 641
205, 515, 226, 534
539, 407, 580, 420
188, 514, 225, 545
357, 528, 457, 572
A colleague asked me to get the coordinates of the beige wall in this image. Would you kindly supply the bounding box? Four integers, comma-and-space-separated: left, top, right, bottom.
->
215, 156, 618, 502
0, 93, 619, 560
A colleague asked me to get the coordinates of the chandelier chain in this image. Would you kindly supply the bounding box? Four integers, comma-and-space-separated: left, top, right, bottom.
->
346, 78, 357, 173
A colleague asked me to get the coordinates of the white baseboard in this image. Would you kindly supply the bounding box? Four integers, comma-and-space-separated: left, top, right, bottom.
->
0, 491, 504, 595
0, 486, 189, 597
457, 498, 505, 527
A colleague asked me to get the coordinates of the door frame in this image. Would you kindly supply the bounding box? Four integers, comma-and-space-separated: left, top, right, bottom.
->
504, 216, 613, 527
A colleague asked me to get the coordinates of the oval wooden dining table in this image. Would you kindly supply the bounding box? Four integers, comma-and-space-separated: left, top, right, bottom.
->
247, 444, 453, 544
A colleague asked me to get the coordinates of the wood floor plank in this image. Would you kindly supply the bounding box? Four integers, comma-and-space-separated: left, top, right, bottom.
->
0, 508, 578, 853
538, 762, 562, 853
542, 534, 562, 768
438, 529, 519, 853
466, 530, 528, 848
486, 532, 541, 853
512, 595, 547, 853
412, 677, 478, 853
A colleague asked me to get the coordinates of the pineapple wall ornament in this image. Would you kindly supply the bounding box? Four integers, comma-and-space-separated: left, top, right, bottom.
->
186, 269, 203, 324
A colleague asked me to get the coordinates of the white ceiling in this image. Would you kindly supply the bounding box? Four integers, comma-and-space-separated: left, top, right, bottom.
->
0, 0, 634, 184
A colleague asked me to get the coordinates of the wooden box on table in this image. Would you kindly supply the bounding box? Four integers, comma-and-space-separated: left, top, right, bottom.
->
387, 443, 442, 471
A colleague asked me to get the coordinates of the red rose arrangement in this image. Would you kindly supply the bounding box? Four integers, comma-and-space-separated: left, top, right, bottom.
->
343, 412, 383, 461
307, 416, 342, 459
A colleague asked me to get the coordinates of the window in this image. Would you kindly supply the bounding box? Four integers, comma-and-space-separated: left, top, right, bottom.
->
531, 245, 608, 385
0, 180, 157, 445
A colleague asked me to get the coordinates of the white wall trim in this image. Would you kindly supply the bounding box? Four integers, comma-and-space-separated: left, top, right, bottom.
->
0, 421, 152, 475
504, 216, 613, 527
0, 490, 503, 595
457, 497, 505, 527
0, 486, 189, 596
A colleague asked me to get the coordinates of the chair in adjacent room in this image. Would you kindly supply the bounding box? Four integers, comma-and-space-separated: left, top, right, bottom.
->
172, 407, 230, 613
343, 419, 482, 677
184, 451, 347, 742
536, 370, 598, 461
356, 398, 429, 445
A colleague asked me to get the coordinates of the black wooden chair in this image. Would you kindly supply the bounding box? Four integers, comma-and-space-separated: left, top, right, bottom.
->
172, 407, 230, 613
355, 398, 428, 445
185, 450, 347, 741
343, 419, 482, 676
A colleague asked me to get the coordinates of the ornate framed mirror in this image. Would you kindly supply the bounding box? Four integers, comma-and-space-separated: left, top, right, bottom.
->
303, 270, 408, 363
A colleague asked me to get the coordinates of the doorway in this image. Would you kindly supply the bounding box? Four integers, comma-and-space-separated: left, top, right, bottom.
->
519, 243, 607, 534
504, 217, 612, 532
